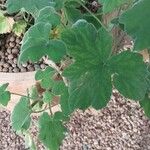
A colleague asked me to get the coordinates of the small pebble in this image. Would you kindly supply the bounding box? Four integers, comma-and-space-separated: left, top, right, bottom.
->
16, 38, 21, 44
11, 48, 19, 54
3, 63, 10, 68
13, 67, 20, 73
2, 68, 8, 72
8, 54, 14, 60
9, 36, 15, 42
7, 48, 12, 54
9, 42, 15, 48
27, 65, 35, 71
20, 67, 27, 72
22, 63, 28, 67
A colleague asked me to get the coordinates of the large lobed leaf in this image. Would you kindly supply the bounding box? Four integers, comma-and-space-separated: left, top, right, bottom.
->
62, 20, 148, 111
119, 0, 150, 51
6, 0, 55, 18
99, 0, 128, 13
38, 112, 67, 150
35, 6, 61, 27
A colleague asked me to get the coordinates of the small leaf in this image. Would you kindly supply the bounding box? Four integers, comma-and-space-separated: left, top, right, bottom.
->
140, 94, 150, 118
0, 12, 14, 34
11, 97, 31, 131
35, 67, 55, 89
12, 20, 27, 36
119, 0, 150, 51
19, 22, 66, 64
39, 112, 67, 150
35, 6, 61, 26
52, 81, 71, 115
29, 85, 39, 100
0, 83, 11, 106
42, 90, 53, 103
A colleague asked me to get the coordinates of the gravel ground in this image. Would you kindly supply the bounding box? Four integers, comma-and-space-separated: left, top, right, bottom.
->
0, 33, 47, 73
60, 91, 150, 150
1, 90, 150, 150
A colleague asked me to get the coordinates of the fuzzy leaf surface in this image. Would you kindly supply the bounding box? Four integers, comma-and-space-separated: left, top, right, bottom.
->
52, 81, 71, 115
6, 0, 55, 17
62, 20, 148, 111
35, 6, 61, 26
140, 94, 150, 118
100, 0, 128, 13
39, 112, 66, 150
19, 23, 66, 64
0, 83, 10, 106
62, 20, 113, 110
11, 97, 31, 131
35, 67, 55, 89
108, 51, 148, 100
119, 0, 150, 51
12, 20, 27, 36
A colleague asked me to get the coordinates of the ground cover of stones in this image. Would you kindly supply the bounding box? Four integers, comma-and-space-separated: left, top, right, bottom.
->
1, 90, 150, 150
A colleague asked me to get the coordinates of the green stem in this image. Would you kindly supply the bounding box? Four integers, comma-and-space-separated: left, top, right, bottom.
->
77, 1, 108, 31
11, 92, 33, 99
30, 99, 41, 108
49, 102, 53, 115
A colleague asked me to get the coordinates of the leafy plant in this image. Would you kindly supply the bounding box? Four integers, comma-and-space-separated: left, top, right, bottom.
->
1, 0, 150, 149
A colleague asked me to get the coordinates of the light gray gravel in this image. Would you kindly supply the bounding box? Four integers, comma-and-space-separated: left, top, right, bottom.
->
0, 108, 25, 150
60, 91, 150, 150
1, 90, 150, 150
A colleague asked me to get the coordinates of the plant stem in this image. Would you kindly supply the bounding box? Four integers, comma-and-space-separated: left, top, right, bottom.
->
30, 99, 41, 108
49, 102, 53, 115
32, 104, 48, 113
44, 59, 69, 86
11, 92, 33, 99
77, 1, 108, 31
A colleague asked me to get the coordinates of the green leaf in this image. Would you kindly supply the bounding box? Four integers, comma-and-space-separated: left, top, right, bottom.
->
12, 20, 27, 36
39, 112, 67, 150
52, 81, 71, 115
62, 20, 113, 110
62, 20, 148, 111
0, 83, 11, 106
29, 85, 39, 100
65, 1, 82, 23
54, 0, 64, 10
119, 0, 150, 51
100, 0, 128, 13
140, 94, 150, 118
42, 90, 53, 103
108, 51, 148, 100
6, 0, 55, 18
0, 11, 14, 34
35, 67, 55, 89
11, 97, 31, 131
35, 6, 61, 26
19, 22, 66, 64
